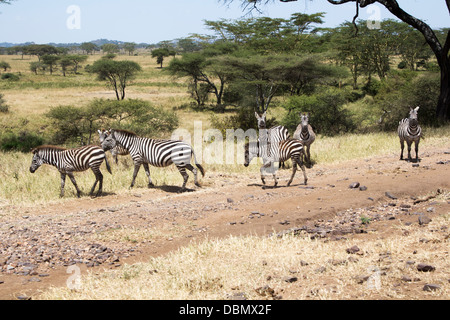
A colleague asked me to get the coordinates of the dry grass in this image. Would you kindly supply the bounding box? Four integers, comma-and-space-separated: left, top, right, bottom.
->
38, 210, 450, 300
1, 126, 449, 207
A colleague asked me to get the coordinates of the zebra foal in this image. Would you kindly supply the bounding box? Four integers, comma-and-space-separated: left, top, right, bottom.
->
101, 129, 205, 191
29, 145, 112, 198
293, 112, 315, 167
244, 138, 308, 187
398, 106, 422, 162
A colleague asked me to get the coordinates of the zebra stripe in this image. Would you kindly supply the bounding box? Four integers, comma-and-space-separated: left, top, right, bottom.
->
29, 145, 111, 198
398, 106, 422, 162
255, 112, 290, 168
293, 113, 315, 166
101, 129, 205, 190
244, 138, 307, 187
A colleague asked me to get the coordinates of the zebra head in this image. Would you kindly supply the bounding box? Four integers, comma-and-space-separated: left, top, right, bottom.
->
98, 129, 109, 143
409, 107, 419, 126
29, 149, 44, 173
255, 112, 267, 129
101, 129, 117, 151
300, 112, 310, 130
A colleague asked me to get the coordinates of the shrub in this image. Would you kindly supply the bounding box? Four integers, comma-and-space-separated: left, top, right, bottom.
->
46, 99, 179, 146
281, 88, 356, 136
374, 73, 440, 130
0, 93, 9, 113
0, 131, 45, 152
1, 73, 20, 81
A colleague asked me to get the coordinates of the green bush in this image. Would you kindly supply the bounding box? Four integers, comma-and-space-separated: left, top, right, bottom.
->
46, 99, 179, 146
1, 73, 20, 81
0, 131, 45, 152
0, 93, 9, 113
374, 73, 440, 130
281, 88, 356, 136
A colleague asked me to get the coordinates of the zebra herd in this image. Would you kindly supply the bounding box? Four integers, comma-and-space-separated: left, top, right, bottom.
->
28, 107, 422, 198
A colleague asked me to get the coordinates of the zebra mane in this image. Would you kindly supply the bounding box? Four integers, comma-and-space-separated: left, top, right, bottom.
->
113, 129, 139, 137
32, 145, 67, 153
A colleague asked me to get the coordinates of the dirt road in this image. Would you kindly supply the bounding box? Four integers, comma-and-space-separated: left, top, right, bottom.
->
0, 146, 449, 300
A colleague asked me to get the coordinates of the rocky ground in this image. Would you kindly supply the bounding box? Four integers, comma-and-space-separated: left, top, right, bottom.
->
0, 147, 449, 300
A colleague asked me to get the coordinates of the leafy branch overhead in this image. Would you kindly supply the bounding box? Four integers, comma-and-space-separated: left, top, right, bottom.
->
221, 0, 450, 120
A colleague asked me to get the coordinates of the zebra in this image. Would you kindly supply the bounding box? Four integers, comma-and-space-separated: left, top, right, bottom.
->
244, 138, 308, 187
29, 145, 112, 198
255, 111, 290, 168
98, 129, 129, 164
100, 129, 205, 191
293, 112, 316, 167
398, 106, 422, 162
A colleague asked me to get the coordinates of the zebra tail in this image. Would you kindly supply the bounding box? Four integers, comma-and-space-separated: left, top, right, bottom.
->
192, 151, 205, 177
104, 155, 112, 175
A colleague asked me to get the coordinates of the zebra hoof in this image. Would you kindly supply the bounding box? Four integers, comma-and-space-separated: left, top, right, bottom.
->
148, 183, 154, 188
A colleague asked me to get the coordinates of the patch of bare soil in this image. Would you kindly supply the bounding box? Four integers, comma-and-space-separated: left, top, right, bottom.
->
0, 147, 449, 300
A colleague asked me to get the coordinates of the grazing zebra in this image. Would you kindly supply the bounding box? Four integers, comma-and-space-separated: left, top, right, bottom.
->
398, 106, 422, 162
29, 145, 112, 198
255, 112, 290, 168
101, 129, 205, 191
244, 138, 308, 187
293, 112, 315, 167
98, 129, 129, 164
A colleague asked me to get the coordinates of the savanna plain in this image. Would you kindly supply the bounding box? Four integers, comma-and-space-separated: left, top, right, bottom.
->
0, 53, 449, 300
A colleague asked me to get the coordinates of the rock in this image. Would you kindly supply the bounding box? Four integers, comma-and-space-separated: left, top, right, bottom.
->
227, 198, 234, 203
355, 275, 370, 284
228, 292, 247, 300
423, 284, 440, 292
385, 192, 398, 200
349, 182, 360, 189
283, 276, 298, 283
255, 285, 275, 297
346, 245, 360, 254
359, 186, 367, 191
418, 215, 432, 225
401, 275, 412, 282
417, 263, 435, 272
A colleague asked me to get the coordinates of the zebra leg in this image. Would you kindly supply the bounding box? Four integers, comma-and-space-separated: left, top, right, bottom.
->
399, 139, 405, 160
67, 172, 82, 198
271, 163, 278, 187
142, 163, 154, 187
89, 168, 103, 197
260, 161, 271, 185
130, 163, 141, 188
306, 145, 312, 167
177, 166, 189, 191
60, 173, 66, 198
407, 141, 413, 162
415, 140, 420, 162
287, 157, 298, 187
185, 164, 200, 187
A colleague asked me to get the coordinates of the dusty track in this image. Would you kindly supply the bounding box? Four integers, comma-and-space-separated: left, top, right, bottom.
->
0, 146, 449, 300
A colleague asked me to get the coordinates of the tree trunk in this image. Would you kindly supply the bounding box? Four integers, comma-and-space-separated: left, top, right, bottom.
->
437, 56, 450, 120
327, 0, 450, 121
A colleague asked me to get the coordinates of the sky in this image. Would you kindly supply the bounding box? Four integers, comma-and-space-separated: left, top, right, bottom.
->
0, 0, 448, 44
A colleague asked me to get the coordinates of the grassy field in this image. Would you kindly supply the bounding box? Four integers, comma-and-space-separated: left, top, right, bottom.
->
1, 53, 449, 301
0, 53, 449, 206
40, 209, 450, 300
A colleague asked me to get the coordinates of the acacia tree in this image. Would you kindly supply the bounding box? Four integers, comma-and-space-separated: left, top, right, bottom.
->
89, 60, 142, 100
225, 0, 450, 121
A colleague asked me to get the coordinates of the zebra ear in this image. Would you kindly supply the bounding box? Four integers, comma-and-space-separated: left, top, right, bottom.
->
255, 112, 260, 119
262, 111, 266, 118
98, 129, 102, 134
414, 106, 420, 112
